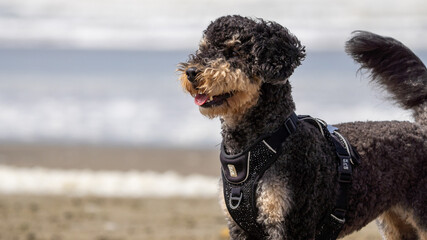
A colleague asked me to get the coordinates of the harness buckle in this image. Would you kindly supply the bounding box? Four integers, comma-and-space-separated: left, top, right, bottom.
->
229, 187, 243, 209
284, 115, 297, 134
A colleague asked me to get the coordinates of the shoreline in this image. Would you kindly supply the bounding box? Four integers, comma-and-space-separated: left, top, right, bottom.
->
0, 143, 220, 176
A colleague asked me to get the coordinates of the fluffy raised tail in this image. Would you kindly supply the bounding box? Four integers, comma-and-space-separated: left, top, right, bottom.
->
345, 31, 427, 125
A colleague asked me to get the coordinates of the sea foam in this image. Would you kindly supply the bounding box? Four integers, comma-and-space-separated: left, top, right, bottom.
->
0, 165, 219, 198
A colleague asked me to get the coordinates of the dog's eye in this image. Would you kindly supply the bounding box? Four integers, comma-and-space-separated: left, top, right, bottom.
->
223, 48, 239, 59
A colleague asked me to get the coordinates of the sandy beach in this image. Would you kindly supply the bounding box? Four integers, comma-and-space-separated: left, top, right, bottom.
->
0, 195, 227, 240
0, 144, 381, 240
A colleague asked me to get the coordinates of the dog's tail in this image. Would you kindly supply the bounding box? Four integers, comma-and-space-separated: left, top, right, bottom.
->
345, 31, 427, 125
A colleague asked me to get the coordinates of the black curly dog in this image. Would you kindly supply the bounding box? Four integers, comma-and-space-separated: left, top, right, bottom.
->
178, 15, 426, 240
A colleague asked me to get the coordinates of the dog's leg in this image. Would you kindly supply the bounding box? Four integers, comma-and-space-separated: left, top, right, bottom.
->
404, 208, 427, 240
255, 167, 292, 240
376, 206, 420, 240
227, 220, 254, 240
412, 226, 427, 240
415, 230, 427, 240
411, 180, 427, 240
409, 210, 427, 240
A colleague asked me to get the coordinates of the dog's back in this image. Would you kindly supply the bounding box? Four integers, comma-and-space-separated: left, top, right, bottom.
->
340, 31, 427, 239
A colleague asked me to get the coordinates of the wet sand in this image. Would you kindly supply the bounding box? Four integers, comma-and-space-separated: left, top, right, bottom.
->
0, 144, 220, 176
0, 144, 381, 239
0, 194, 380, 240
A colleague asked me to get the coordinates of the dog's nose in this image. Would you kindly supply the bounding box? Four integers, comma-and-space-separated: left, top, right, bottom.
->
186, 67, 198, 83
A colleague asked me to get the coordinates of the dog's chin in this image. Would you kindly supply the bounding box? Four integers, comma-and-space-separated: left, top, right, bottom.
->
198, 90, 260, 120
196, 93, 233, 118
196, 92, 234, 108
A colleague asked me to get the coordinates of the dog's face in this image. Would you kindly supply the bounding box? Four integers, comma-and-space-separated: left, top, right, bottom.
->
178, 15, 305, 119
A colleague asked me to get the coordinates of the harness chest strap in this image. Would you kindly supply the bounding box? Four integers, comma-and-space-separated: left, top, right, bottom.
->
220, 112, 299, 239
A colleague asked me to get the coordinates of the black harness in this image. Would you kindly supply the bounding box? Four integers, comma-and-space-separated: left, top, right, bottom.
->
220, 113, 360, 239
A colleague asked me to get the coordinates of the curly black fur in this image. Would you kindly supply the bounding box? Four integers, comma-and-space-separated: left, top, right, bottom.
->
192, 15, 305, 84
179, 16, 427, 240
336, 121, 427, 236
222, 82, 296, 154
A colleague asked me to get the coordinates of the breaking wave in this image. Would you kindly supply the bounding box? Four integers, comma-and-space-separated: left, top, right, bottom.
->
0, 165, 219, 198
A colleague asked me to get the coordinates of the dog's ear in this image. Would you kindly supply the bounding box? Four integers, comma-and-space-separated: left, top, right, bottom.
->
251, 20, 305, 84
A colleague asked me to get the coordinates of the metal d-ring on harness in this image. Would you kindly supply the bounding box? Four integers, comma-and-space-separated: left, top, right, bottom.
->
220, 113, 360, 240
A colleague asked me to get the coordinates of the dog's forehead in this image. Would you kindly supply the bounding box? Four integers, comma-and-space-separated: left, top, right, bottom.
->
203, 30, 241, 46
203, 16, 257, 44
201, 34, 239, 49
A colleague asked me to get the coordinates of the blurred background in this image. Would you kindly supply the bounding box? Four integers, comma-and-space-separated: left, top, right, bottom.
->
0, 0, 425, 239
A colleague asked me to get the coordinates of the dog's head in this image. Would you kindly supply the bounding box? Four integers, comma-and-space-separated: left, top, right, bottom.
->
178, 15, 305, 119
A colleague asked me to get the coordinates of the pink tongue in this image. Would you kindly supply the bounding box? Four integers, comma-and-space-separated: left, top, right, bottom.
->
195, 94, 209, 106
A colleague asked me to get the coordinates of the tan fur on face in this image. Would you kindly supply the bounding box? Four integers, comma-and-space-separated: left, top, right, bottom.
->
376, 205, 425, 240
178, 59, 261, 121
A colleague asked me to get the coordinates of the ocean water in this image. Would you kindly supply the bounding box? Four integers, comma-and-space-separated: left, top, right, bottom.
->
0, 49, 425, 147
1, 0, 426, 50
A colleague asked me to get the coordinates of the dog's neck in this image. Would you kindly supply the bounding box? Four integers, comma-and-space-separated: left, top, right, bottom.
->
221, 82, 296, 155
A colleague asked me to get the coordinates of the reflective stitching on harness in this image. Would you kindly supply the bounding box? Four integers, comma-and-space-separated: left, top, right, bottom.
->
334, 131, 355, 165
262, 140, 277, 154
299, 116, 326, 136
330, 213, 346, 223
